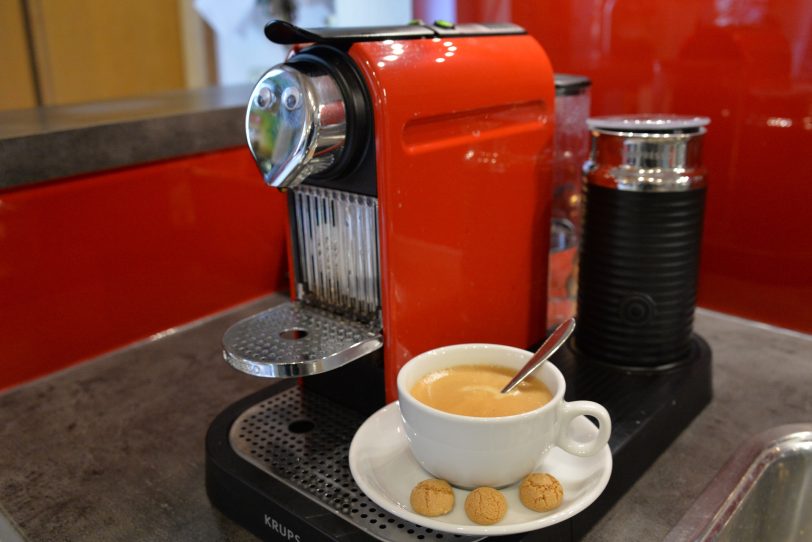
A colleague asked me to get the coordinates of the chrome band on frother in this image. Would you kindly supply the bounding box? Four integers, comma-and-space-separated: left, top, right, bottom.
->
585, 116, 709, 192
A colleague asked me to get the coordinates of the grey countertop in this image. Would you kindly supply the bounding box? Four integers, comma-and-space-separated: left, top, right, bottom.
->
0, 85, 252, 190
0, 295, 809, 541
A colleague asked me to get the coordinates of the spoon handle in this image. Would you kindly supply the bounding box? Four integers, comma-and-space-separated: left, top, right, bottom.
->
501, 317, 576, 394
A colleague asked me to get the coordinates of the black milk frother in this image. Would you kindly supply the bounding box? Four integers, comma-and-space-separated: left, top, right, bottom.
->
576, 115, 710, 369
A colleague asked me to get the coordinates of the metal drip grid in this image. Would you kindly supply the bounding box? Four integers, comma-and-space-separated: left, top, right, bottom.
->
229, 386, 481, 542
222, 302, 383, 378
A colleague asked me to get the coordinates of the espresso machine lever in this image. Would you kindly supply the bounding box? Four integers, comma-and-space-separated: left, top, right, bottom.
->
247, 65, 346, 190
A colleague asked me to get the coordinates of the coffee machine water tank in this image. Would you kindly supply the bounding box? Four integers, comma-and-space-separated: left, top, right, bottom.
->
225, 20, 557, 402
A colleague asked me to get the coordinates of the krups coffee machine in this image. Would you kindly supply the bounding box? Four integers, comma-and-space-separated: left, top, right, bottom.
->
206, 21, 712, 542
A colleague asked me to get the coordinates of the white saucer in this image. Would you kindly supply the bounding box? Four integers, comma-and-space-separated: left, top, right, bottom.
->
348, 401, 612, 536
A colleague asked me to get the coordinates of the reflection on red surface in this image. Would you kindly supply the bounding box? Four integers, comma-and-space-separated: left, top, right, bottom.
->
445, 0, 812, 333
0, 148, 288, 390
350, 35, 555, 401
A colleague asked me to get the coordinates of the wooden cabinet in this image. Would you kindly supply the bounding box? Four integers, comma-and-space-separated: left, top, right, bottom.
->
0, 0, 214, 109
0, 0, 37, 110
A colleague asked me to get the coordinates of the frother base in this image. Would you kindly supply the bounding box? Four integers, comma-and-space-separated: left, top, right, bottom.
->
206, 335, 712, 541
555, 335, 713, 539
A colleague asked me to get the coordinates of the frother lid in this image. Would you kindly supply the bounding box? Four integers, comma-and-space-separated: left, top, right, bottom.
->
587, 115, 710, 134
555, 74, 591, 96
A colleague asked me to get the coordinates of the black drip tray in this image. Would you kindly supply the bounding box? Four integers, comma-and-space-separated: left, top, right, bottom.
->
206, 336, 712, 541
227, 384, 480, 541
555, 336, 713, 539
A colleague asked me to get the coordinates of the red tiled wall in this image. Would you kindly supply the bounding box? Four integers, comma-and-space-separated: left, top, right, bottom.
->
447, 0, 812, 333
0, 148, 288, 390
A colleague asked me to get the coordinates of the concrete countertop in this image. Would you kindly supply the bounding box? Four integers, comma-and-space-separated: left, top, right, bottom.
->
0, 85, 252, 190
0, 295, 809, 541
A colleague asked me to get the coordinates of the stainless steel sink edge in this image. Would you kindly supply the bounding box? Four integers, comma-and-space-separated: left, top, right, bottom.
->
664, 423, 812, 542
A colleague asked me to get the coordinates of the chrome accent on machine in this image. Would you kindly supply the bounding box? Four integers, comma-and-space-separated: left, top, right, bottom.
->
292, 186, 381, 322
221, 185, 381, 378
223, 302, 382, 378
246, 63, 347, 189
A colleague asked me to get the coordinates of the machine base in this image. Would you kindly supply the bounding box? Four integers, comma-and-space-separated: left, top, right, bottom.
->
206, 336, 712, 541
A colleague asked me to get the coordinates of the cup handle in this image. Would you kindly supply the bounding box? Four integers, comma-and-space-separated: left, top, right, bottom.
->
556, 401, 612, 457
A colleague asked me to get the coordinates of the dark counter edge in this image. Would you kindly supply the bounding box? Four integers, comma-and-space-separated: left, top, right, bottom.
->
0, 84, 254, 190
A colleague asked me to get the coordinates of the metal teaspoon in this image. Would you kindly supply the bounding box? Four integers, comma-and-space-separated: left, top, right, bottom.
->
500, 317, 576, 394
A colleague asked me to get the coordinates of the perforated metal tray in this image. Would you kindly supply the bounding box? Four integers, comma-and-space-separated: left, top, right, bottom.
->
229, 386, 481, 541
223, 301, 382, 378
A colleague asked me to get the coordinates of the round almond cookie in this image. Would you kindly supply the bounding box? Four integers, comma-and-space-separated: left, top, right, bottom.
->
519, 472, 564, 512
410, 479, 455, 517
464, 487, 507, 525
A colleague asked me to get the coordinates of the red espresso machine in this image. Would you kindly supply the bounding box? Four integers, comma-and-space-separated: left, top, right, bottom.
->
206, 20, 712, 542
221, 21, 554, 405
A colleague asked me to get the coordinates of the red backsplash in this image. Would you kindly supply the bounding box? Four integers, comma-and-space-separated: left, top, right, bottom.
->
3, 3, 809, 390
448, 0, 812, 333
0, 148, 288, 390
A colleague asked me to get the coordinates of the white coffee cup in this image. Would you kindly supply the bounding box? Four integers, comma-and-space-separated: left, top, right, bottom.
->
397, 343, 611, 489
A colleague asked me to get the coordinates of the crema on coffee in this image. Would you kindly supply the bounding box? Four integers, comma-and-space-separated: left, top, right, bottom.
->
410, 364, 552, 417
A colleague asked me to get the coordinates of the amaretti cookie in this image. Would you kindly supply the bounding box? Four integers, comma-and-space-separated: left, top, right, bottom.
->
518, 472, 564, 512
410, 479, 455, 517
464, 487, 507, 525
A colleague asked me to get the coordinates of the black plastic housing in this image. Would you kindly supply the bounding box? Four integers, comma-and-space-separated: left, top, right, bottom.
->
576, 185, 706, 368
